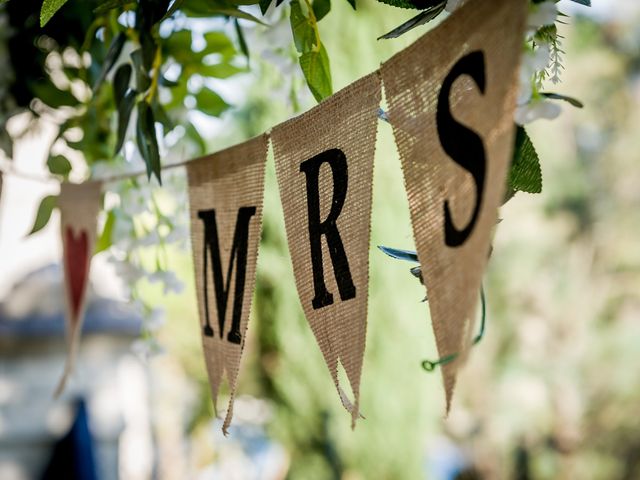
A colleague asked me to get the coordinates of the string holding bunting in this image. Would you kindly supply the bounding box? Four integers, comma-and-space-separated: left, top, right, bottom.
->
381, 0, 527, 411
187, 135, 269, 435
272, 72, 381, 427
55, 181, 103, 397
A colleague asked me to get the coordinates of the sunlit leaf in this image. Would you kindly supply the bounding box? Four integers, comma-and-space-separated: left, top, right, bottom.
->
41, 0, 69, 26
95, 210, 116, 254
47, 155, 72, 176
299, 43, 332, 102
29, 195, 57, 236
508, 126, 542, 195
290, 0, 316, 52
195, 88, 230, 116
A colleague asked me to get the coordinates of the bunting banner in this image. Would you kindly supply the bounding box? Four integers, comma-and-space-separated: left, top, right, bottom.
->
187, 135, 269, 434
55, 181, 103, 396
3, 0, 533, 431
271, 73, 381, 426
380, 0, 527, 410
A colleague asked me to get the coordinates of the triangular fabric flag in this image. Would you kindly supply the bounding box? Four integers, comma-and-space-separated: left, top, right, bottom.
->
55, 181, 102, 396
381, 0, 527, 410
271, 73, 381, 426
187, 135, 269, 434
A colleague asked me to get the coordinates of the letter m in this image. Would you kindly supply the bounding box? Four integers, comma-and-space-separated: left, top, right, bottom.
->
197, 207, 256, 344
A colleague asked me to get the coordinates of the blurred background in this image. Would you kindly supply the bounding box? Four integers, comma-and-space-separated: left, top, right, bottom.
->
1, 0, 639, 479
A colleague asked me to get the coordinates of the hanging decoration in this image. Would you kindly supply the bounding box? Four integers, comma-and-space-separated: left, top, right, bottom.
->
55, 181, 103, 397
272, 73, 380, 426
4, 0, 529, 429
187, 135, 269, 435
381, 0, 527, 411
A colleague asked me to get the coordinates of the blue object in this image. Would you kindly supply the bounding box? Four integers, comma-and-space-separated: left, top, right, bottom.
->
41, 399, 99, 480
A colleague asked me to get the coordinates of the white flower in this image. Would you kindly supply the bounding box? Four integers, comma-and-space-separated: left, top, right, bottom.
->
515, 98, 562, 125
146, 308, 165, 331
147, 270, 184, 295
165, 224, 189, 243
517, 45, 552, 104
136, 229, 161, 247
131, 337, 165, 360
109, 257, 147, 284
528, 1, 558, 31
112, 213, 135, 249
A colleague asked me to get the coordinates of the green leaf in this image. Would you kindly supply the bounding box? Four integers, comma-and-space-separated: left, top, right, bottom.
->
131, 49, 151, 91
508, 126, 542, 195
299, 43, 332, 102
113, 64, 132, 103
95, 210, 116, 254
115, 88, 137, 154
152, 101, 174, 130
93, 32, 126, 92
185, 122, 206, 155
41, 0, 69, 26
32, 82, 79, 108
378, 246, 419, 263
212, 8, 266, 24
541, 92, 584, 108
200, 63, 246, 79
195, 88, 230, 116
203, 31, 236, 59
313, 0, 331, 21
136, 101, 161, 183
29, 195, 57, 235
290, 0, 316, 53
378, 2, 446, 39
344, 0, 355, 9
47, 155, 72, 176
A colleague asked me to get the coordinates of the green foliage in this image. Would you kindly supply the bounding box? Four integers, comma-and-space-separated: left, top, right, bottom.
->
29, 195, 57, 235
136, 100, 161, 183
195, 88, 230, 117
508, 126, 543, 197
290, 0, 333, 102
95, 209, 115, 253
47, 155, 72, 177
40, 0, 69, 26
299, 45, 332, 102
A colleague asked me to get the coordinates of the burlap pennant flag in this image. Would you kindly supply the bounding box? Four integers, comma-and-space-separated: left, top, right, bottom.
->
55, 181, 103, 396
271, 73, 381, 426
381, 0, 527, 410
187, 135, 268, 434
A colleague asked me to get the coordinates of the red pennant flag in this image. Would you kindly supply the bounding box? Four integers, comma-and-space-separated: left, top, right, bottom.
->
55, 181, 102, 396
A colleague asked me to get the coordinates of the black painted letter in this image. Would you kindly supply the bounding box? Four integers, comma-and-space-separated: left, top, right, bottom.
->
436, 50, 487, 247
300, 148, 356, 310
198, 207, 256, 344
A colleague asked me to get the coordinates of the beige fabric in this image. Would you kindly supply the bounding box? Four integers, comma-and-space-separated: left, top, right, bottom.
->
381, 0, 527, 410
271, 73, 381, 426
187, 135, 268, 434
55, 181, 103, 396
